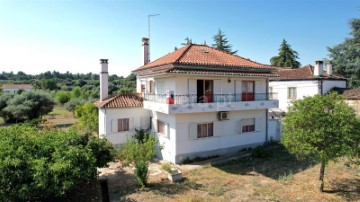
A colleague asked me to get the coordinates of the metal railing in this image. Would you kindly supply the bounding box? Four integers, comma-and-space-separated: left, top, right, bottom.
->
144, 93, 277, 104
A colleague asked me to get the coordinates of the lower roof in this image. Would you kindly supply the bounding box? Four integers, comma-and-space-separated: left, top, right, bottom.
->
94, 93, 143, 108
332, 88, 360, 100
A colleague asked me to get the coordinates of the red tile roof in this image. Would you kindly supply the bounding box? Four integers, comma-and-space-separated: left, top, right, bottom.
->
133, 44, 275, 73
270, 65, 346, 80
1, 84, 33, 89
332, 88, 360, 100
94, 93, 143, 108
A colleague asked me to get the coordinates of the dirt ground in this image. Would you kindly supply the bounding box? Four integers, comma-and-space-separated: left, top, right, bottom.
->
97, 146, 360, 202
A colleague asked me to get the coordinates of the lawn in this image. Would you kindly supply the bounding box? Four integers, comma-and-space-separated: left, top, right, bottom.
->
99, 145, 360, 202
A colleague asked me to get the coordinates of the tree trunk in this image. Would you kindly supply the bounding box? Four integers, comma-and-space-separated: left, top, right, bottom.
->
319, 161, 326, 192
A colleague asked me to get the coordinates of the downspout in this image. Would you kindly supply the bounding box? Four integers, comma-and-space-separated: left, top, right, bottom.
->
265, 78, 269, 144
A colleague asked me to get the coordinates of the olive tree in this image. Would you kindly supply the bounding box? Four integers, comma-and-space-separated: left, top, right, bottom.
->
282, 92, 359, 192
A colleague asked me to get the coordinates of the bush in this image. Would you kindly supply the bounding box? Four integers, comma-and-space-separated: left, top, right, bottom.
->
120, 130, 158, 187
74, 103, 98, 133
0, 125, 116, 201
251, 146, 272, 158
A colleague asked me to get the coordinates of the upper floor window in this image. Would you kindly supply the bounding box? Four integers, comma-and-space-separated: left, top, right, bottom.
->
269, 87, 274, 99
197, 123, 213, 138
288, 87, 297, 99
149, 80, 155, 94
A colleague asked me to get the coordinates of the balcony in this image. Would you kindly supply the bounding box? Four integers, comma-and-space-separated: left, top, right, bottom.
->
143, 93, 279, 114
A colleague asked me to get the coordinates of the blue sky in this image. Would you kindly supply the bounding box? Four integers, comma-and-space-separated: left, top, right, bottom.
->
0, 0, 358, 76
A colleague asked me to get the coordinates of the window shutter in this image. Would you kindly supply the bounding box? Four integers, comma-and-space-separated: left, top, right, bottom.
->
213, 80, 222, 101
129, 117, 135, 131
189, 123, 198, 140
166, 123, 170, 139
111, 119, 118, 132
214, 122, 223, 136
255, 117, 263, 132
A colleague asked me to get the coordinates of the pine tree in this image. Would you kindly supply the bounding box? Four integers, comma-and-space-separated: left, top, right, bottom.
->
270, 39, 301, 68
181, 37, 192, 46
212, 29, 237, 54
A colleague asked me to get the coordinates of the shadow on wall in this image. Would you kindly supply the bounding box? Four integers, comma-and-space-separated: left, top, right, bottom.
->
213, 144, 316, 180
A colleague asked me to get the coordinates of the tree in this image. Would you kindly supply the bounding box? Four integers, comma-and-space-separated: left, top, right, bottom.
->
1, 90, 55, 122
54, 90, 70, 105
212, 29, 237, 54
181, 37, 192, 45
0, 125, 116, 200
328, 18, 360, 87
281, 92, 359, 192
120, 130, 158, 187
40, 79, 58, 91
74, 103, 98, 133
270, 39, 301, 68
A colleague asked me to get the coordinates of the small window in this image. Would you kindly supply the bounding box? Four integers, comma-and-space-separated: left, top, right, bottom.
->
242, 118, 255, 133
149, 81, 155, 94
141, 84, 145, 93
269, 87, 273, 99
157, 120, 165, 135
288, 87, 297, 99
197, 123, 214, 138
118, 118, 129, 132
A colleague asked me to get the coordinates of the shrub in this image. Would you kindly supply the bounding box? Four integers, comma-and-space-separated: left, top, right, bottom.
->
162, 163, 172, 172
0, 125, 116, 201
120, 130, 158, 187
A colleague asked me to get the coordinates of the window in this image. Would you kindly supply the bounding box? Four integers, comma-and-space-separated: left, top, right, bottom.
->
157, 120, 165, 135
288, 87, 297, 99
242, 81, 255, 101
242, 118, 255, 133
197, 80, 213, 103
269, 87, 273, 99
141, 84, 145, 93
118, 118, 129, 132
197, 123, 214, 138
149, 80, 155, 94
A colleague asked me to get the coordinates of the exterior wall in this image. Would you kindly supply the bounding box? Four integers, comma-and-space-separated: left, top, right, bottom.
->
3, 88, 32, 93
269, 80, 319, 112
346, 100, 360, 117
268, 119, 282, 141
98, 107, 150, 145
174, 109, 267, 163
322, 80, 346, 94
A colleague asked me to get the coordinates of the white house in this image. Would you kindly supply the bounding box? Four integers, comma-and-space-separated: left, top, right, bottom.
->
269, 61, 347, 113
1, 84, 33, 93
96, 39, 280, 164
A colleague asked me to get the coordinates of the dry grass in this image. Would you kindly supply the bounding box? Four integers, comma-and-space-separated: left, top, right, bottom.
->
103, 145, 360, 202
43, 106, 76, 127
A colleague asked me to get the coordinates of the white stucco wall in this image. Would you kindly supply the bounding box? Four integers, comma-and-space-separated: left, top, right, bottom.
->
174, 109, 267, 163
98, 107, 150, 145
322, 80, 347, 94
269, 80, 319, 111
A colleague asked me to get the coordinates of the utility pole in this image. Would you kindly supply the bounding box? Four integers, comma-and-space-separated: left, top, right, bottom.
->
148, 14, 160, 61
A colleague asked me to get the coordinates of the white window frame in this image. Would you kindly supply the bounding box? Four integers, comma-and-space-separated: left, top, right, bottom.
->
118, 118, 129, 132
288, 87, 297, 99
241, 118, 255, 133
197, 122, 214, 138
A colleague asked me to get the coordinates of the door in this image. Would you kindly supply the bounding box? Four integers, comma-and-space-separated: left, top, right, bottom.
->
242, 81, 255, 101
197, 80, 213, 103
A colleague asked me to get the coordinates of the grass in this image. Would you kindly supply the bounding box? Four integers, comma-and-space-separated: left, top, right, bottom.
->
99, 144, 360, 202
43, 106, 76, 127
162, 164, 172, 172
0, 117, 4, 125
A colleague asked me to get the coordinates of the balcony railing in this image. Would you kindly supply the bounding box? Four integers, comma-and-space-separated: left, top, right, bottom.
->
144, 93, 277, 104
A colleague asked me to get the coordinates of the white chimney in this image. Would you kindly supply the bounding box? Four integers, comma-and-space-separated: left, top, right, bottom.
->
142, 37, 149, 65
326, 62, 333, 76
100, 59, 108, 101
314, 60, 324, 77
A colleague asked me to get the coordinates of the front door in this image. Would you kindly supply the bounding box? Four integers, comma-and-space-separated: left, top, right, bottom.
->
242, 81, 255, 101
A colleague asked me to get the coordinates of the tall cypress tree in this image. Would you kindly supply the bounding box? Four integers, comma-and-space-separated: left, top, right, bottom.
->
270, 39, 301, 68
212, 29, 237, 54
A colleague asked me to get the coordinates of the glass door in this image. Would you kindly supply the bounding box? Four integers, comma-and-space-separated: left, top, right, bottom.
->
242, 81, 255, 101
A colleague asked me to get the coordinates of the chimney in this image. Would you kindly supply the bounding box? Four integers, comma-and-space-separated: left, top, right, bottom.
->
142, 37, 149, 65
100, 59, 108, 101
326, 62, 333, 76
314, 60, 324, 77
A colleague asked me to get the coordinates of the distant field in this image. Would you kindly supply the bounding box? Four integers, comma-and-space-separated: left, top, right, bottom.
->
44, 106, 76, 127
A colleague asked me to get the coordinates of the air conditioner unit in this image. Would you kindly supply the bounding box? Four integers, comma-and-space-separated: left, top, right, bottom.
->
218, 111, 229, 121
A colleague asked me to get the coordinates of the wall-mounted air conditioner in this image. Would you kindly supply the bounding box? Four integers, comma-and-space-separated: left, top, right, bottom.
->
218, 111, 229, 121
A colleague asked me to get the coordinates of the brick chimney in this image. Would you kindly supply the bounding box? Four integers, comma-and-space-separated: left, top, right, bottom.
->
326, 62, 333, 76
314, 60, 324, 77
100, 59, 108, 101
142, 37, 149, 65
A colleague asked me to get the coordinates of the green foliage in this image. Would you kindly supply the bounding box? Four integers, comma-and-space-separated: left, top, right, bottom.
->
270, 39, 301, 68
181, 37, 193, 45
212, 29, 237, 54
54, 90, 70, 105
0, 125, 116, 200
251, 146, 272, 158
0, 90, 55, 122
282, 92, 359, 191
162, 163, 172, 172
328, 18, 360, 87
71, 86, 82, 99
40, 79, 59, 90
65, 98, 86, 112
120, 130, 158, 187
74, 103, 98, 133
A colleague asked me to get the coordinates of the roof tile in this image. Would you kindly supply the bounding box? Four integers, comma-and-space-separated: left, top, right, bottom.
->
94, 93, 143, 108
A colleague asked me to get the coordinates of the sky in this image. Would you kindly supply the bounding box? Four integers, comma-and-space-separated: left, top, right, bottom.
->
0, 0, 359, 77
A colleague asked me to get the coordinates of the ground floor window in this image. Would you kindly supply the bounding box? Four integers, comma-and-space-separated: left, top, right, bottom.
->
118, 118, 129, 132
197, 123, 214, 138
157, 120, 165, 135
242, 118, 255, 133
